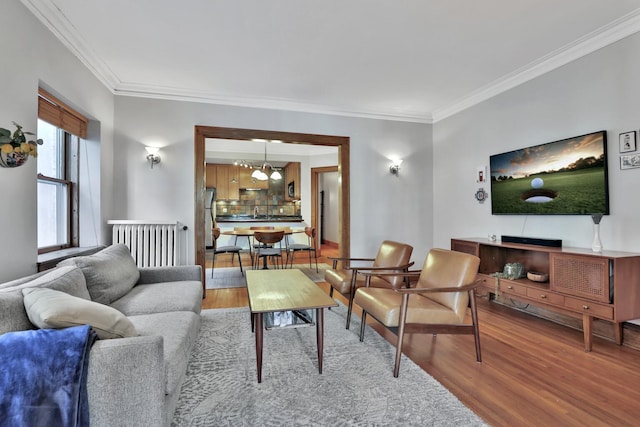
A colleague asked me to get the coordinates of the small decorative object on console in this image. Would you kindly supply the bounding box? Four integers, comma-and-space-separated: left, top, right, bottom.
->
591, 213, 603, 252
492, 262, 526, 280
527, 271, 549, 282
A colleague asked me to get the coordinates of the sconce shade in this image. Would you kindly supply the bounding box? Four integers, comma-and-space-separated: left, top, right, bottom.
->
145, 146, 161, 169
389, 158, 403, 175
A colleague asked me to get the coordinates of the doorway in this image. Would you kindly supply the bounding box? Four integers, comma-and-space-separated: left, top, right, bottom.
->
311, 166, 339, 255
194, 126, 350, 289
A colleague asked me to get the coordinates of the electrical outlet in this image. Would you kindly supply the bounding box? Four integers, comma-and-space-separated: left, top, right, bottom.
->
279, 208, 284, 213
223, 208, 227, 213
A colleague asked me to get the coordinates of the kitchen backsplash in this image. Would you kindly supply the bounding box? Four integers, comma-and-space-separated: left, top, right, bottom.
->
215, 188, 300, 217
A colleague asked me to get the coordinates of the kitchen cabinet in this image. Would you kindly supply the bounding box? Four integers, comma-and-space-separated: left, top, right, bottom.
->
205, 164, 217, 188
207, 164, 239, 200
239, 167, 268, 190
451, 238, 640, 352
284, 162, 301, 201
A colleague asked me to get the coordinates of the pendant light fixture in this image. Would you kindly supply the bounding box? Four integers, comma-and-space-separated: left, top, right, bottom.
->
251, 141, 282, 181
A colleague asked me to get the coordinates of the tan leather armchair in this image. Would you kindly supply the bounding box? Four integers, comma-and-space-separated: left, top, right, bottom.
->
354, 248, 481, 377
325, 240, 413, 329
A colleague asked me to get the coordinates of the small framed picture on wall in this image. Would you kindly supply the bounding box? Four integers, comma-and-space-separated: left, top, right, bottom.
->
619, 131, 636, 153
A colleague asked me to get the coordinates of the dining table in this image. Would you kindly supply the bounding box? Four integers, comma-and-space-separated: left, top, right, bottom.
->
221, 228, 304, 268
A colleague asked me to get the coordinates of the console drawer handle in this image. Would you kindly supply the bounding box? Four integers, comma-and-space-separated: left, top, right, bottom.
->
583, 305, 589, 310
507, 285, 513, 290
540, 294, 547, 299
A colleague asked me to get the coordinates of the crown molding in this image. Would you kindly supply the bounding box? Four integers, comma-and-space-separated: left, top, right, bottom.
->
114, 83, 434, 123
432, 8, 640, 123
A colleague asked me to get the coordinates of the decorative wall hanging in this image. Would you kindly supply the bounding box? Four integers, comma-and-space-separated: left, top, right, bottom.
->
619, 131, 636, 153
620, 153, 640, 170
0, 122, 43, 168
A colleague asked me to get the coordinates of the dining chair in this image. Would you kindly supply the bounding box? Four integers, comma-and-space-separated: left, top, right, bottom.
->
249, 226, 275, 253
211, 227, 244, 277
325, 240, 414, 329
354, 248, 481, 377
285, 227, 318, 272
253, 230, 285, 269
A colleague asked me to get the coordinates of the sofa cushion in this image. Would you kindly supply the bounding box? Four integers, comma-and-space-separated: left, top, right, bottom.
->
0, 266, 90, 334
110, 280, 202, 316
128, 311, 200, 395
59, 244, 140, 305
22, 287, 138, 340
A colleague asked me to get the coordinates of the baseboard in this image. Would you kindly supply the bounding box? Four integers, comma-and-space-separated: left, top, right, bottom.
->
322, 240, 339, 249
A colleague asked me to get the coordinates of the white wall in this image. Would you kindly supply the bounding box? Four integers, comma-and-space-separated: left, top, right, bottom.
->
433, 32, 640, 252
0, 2, 115, 282
113, 96, 433, 264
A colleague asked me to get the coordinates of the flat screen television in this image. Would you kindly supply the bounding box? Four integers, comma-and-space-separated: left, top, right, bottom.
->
489, 130, 609, 215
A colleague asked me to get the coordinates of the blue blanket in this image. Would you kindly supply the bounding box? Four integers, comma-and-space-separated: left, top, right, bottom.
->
0, 325, 97, 427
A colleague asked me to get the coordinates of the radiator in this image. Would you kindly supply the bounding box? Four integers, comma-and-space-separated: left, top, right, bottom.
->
108, 220, 186, 267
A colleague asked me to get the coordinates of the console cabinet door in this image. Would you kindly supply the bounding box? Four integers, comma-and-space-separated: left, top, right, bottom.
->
550, 254, 611, 303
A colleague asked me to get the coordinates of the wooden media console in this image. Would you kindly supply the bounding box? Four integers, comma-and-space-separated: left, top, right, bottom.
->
452, 238, 640, 351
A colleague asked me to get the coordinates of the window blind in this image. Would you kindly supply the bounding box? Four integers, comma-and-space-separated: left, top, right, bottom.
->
38, 88, 88, 139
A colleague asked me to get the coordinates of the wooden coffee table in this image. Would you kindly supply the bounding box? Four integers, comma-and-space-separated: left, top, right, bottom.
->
246, 269, 338, 383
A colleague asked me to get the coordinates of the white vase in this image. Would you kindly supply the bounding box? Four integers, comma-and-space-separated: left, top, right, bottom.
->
591, 223, 603, 252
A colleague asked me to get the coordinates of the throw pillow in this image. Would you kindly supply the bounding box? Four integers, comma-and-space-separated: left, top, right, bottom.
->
22, 287, 138, 339
58, 244, 140, 304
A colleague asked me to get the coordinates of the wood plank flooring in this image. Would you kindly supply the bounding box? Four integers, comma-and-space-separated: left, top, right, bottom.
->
204, 246, 640, 426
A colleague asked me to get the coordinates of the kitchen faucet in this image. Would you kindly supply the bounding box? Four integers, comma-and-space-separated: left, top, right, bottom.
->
254, 206, 259, 218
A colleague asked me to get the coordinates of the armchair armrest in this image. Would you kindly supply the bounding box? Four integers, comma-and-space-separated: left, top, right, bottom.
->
354, 262, 415, 273
394, 278, 484, 294
327, 256, 376, 269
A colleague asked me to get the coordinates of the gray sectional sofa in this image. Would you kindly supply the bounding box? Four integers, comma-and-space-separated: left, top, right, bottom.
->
0, 244, 203, 427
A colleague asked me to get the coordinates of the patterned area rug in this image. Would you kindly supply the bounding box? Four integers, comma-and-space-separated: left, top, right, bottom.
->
172, 304, 486, 426
206, 263, 330, 289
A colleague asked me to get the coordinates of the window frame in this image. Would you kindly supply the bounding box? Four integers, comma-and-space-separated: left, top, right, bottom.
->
37, 88, 86, 254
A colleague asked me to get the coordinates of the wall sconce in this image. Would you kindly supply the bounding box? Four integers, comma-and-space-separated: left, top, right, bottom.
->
145, 146, 161, 169
389, 159, 403, 176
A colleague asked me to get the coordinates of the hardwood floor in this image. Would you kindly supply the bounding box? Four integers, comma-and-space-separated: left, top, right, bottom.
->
203, 245, 640, 426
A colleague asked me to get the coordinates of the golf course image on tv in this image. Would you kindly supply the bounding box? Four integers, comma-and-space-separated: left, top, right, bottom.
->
490, 131, 609, 215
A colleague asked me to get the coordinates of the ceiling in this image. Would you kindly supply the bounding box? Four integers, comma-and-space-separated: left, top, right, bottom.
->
23, 0, 640, 123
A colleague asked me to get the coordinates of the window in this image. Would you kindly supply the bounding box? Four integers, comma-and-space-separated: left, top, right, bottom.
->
36, 89, 87, 253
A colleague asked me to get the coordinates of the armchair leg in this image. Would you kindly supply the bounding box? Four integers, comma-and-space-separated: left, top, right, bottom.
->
469, 289, 482, 363
346, 297, 354, 330
393, 293, 410, 378
359, 311, 367, 342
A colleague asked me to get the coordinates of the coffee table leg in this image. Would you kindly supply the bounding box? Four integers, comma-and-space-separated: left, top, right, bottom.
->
316, 308, 324, 374
255, 312, 263, 383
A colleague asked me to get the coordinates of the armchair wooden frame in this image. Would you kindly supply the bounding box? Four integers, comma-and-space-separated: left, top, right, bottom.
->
327, 257, 414, 329
358, 270, 483, 378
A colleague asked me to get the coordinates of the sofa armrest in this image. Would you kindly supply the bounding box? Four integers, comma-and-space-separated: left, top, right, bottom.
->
87, 335, 165, 427
137, 265, 202, 285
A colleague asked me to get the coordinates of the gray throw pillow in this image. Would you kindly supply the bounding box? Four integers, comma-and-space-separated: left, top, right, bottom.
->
0, 266, 91, 334
22, 287, 138, 339
59, 244, 140, 304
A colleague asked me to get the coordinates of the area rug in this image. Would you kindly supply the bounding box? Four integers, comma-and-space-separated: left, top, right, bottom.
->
206, 263, 330, 289
171, 304, 486, 426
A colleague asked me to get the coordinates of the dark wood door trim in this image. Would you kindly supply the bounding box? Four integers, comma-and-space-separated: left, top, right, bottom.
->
195, 126, 350, 294
311, 166, 339, 255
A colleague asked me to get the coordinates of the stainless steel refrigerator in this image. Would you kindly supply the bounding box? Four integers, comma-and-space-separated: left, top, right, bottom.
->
205, 188, 216, 248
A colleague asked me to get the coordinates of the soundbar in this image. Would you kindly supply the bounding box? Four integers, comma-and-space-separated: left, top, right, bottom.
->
501, 235, 562, 248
